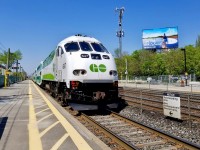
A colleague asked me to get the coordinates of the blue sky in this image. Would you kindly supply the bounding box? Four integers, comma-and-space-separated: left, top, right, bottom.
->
0, 0, 200, 75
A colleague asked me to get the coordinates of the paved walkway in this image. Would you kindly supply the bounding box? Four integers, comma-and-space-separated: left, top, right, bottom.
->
0, 80, 110, 150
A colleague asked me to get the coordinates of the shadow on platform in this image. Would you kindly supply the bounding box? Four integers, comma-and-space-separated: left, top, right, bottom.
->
0, 117, 8, 139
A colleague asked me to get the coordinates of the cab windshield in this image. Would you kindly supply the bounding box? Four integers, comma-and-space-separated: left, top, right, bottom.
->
64, 42, 80, 52
79, 42, 92, 51
91, 43, 109, 53
64, 41, 109, 53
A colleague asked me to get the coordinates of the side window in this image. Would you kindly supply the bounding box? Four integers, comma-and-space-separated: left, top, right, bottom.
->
59, 47, 64, 55
56, 48, 59, 56
100, 44, 109, 53
64, 42, 80, 52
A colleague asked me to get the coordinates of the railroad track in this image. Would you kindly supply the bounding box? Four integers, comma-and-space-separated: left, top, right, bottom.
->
41, 84, 200, 149
78, 110, 200, 150
119, 87, 200, 122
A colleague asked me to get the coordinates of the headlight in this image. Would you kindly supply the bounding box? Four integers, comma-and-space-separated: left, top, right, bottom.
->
73, 69, 87, 76
81, 70, 87, 75
109, 70, 118, 76
73, 70, 80, 76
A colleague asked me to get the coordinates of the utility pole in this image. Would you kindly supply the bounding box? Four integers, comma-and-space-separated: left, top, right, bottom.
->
16, 60, 19, 82
4, 48, 10, 87
181, 48, 187, 86
116, 7, 125, 58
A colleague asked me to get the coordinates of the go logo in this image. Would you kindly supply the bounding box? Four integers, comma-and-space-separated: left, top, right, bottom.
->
90, 64, 106, 72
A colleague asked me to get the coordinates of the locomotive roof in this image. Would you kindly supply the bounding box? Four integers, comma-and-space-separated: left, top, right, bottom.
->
58, 35, 100, 45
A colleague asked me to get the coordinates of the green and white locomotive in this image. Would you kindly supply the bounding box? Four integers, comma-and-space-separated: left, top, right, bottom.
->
33, 34, 120, 110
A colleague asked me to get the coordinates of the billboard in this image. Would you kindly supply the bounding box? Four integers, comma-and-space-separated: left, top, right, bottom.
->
142, 27, 178, 49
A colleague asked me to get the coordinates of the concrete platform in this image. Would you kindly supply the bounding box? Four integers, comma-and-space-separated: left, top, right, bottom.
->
0, 80, 110, 150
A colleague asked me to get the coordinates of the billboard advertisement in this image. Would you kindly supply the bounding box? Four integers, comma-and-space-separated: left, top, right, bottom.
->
142, 27, 178, 49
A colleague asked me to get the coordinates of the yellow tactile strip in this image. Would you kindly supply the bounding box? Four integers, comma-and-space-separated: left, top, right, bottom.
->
28, 81, 92, 150
28, 82, 43, 150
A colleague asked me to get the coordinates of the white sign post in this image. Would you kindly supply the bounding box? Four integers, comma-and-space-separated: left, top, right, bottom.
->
163, 93, 181, 119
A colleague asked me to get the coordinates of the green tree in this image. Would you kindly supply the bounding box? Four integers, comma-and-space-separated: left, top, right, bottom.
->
0, 51, 7, 64
195, 35, 200, 47
114, 45, 200, 80
0, 49, 22, 68
114, 48, 129, 58
195, 47, 200, 78
185, 45, 200, 77
151, 53, 166, 75
130, 50, 142, 75
163, 50, 183, 75
135, 50, 155, 76
115, 57, 126, 79
114, 48, 120, 58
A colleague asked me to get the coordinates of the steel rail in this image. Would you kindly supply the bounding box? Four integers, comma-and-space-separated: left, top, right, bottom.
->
81, 113, 139, 150
109, 110, 200, 150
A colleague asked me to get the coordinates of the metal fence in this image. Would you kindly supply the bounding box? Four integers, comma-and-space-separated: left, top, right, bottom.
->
0, 75, 21, 87
119, 75, 200, 93
120, 74, 196, 85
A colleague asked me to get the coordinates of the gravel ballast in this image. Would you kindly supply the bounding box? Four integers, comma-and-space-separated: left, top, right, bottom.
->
120, 106, 200, 145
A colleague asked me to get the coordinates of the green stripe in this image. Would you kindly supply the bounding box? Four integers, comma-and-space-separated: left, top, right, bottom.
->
43, 74, 55, 80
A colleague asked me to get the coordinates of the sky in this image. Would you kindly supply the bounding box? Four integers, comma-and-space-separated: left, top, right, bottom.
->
0, 0, 200, 75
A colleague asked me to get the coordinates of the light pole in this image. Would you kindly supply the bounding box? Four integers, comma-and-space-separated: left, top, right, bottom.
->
181, 48, 187, 86
4, 48, 10, 87
125, 59, 128, 84
115, 7, 125, 58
